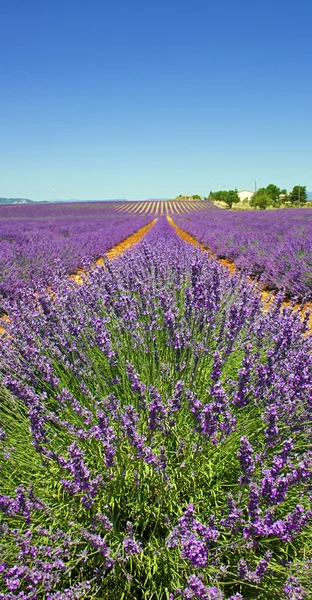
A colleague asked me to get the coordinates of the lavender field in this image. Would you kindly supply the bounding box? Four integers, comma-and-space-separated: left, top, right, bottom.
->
174, 209, 312, 300
0, 202, 152, 304
0, 205, 312, 599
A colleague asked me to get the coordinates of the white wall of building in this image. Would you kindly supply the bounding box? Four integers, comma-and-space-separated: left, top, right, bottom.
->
237, 190, 254, 202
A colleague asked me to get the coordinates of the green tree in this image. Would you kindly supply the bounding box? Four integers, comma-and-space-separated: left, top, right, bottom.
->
265, 184, 282, 205
211, 190, 239, 208
191, 194, 201, 199
224, 189, 240, 209
211, 191, 228, 202
250, 190, 272, 210
289, 185, 307, 204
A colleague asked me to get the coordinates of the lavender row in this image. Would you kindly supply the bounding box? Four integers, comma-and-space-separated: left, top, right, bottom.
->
0, 217, 312, 598
173, 208, 312, 300
0, 202, 152, 303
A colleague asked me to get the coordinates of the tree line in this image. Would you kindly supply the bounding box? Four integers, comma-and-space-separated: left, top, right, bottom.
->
208, 185, 308, 209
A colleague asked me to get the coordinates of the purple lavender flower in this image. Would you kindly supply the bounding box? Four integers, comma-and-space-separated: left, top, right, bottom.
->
263, 406, 279, 446
284, 575, 308, 599
181, 535, 208, 568
237, 436, 255, 484
122, 521, 143, 556
180, 576, 223, 599
122, 537, 143, 556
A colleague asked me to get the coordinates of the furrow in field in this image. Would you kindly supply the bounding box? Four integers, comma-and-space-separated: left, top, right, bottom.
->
167, 215, 202, 248
71, 218, 157, 282
0, 315, 10, 335
118, 204, 129, 212
131, 203, 141, 214
0, 219, 158, 334
105, 218, 157, 259
137, 203, 145, 213
180, 201, 190, 213
126, 203, 137, 213
186, 201, 194, 212
167, 215, 312, 329
132, 203, 143, 213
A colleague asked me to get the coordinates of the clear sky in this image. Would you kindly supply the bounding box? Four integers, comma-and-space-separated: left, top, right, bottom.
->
1, 0, 311, 200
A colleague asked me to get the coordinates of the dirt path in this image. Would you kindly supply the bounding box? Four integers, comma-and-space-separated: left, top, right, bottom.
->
167, 216, 236, 274
0, 219, 157, 333
167, 216, 312, 330
69, 219, 157, 284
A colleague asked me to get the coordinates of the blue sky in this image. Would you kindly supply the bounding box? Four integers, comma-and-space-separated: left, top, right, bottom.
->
1, 0, 311, 200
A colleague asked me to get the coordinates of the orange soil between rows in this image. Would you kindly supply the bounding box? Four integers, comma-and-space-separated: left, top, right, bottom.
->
167, 216, 236, 274
0, 219, 157, 334
69, 219, 157, 284
167, 216, 312, 331
1, 215, 311, 334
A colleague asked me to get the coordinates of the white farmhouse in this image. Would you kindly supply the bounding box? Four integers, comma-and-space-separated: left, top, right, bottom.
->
237, 190, 254, 202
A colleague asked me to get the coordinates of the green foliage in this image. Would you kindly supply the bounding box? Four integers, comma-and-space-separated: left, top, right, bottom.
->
191, 194, 201, 200
289, 185, 308, 204
225, 189, 240, 208
211, 189, 240, 209
250, 190, 272, 210
265, 184, 283, 205
211, 191, 227, 202
251, 184, 288, 208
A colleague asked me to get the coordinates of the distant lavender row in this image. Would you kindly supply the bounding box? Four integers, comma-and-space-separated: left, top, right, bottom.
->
174, 209, 312, 300
0, 202, 152, 302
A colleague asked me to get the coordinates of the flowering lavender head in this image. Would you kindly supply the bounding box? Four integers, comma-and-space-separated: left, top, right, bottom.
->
237, 436, 255, 484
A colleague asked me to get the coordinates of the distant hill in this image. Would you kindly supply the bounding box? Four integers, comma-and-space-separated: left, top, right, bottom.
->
0, 197, 35, 205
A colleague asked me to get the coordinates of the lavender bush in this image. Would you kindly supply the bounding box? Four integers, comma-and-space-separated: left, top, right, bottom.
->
173, 208, 312, 300
0, 218, 311, 598
0, 202, 152, 304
